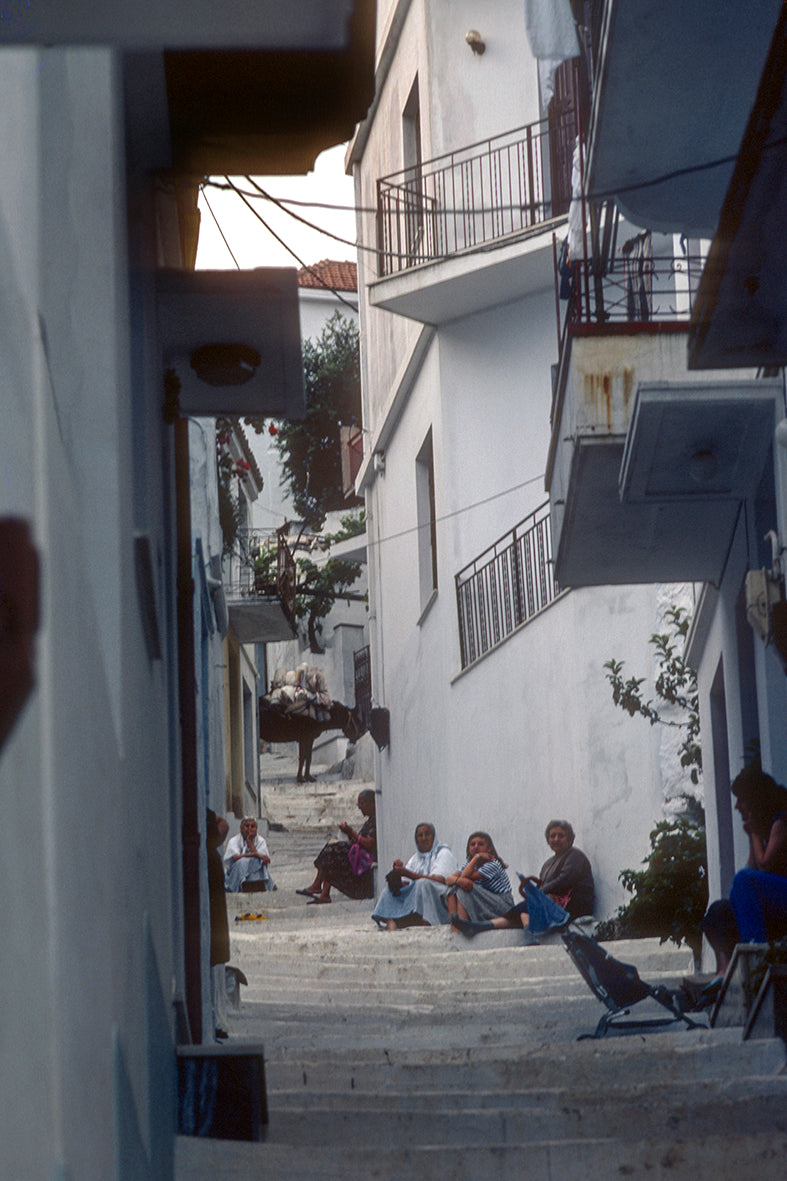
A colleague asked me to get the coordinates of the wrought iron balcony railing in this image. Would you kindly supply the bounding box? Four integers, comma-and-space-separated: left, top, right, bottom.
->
225, 526, 296, 623
455, 501, 559, 670
561, 247, 706, 329
377, 111, 576, 277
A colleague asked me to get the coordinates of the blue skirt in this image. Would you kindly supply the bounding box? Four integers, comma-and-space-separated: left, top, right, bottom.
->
372, 878, 450, 926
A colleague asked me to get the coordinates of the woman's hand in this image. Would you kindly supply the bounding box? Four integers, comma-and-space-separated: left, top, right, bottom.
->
393, 859, 405, 871
518, 874, 540, 898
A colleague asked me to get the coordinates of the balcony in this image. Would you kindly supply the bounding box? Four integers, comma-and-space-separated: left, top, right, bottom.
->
546, 252, 780, 587
586, 0, 781, 236
225, 528, 297, 644
370, 112, 575, 325
455, 502, 559, 671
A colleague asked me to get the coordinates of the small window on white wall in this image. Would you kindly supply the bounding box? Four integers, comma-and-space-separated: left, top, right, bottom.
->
416, 429, 438, 611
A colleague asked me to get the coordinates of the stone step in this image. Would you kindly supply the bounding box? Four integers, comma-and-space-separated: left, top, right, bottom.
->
262, 1028, 785, 1092
262, 1073, 787, 1146
176, 1129, 787, 1180
227, 1004, 703, 1056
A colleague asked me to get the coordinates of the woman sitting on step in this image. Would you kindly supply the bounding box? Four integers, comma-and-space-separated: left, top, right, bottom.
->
297, 789, 377, 904
702, 764, 787, 977
223, 817, 274, 893
451, 820, 594, 938
443, 832, 514, 930
372, 823, 459, 929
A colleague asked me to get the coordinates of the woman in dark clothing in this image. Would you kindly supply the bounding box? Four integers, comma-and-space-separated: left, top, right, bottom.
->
525, 819, 595, 919
298, 789, 377, 903
702, 765, 787, 974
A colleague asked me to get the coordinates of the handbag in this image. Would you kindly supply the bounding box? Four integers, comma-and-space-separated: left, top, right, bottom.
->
348, 841, 374, 876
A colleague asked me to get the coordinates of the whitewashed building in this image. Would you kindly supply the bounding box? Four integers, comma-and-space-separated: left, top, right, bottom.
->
348, 0, 682, 918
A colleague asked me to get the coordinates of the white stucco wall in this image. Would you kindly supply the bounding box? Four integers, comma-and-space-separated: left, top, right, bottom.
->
0, 46, 181, 1178
355, 2, 688, 924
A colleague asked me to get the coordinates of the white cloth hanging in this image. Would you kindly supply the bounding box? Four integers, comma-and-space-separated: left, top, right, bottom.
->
523, 0, 579, 60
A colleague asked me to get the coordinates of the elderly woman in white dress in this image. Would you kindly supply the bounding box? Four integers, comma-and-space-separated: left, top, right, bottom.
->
372, 823, 459, 930
223, 817, 274, 893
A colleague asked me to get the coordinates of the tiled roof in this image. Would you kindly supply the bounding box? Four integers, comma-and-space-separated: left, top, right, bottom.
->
298, 259, 357, 292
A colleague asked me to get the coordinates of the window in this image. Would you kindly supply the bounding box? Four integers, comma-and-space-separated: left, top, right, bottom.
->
402, 76, 423, 260
416, 430, 438, 611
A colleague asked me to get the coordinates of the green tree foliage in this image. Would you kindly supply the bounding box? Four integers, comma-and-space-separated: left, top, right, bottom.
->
603, 604, 702, 785
600, 605, 707, 955
596, 800, 708, 958
254, 512, 365, 654
249, 312, 361, 527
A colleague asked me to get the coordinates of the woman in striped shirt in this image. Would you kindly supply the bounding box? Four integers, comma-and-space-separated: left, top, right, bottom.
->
443, 831, 514, 927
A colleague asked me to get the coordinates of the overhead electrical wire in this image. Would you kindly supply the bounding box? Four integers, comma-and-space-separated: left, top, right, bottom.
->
239, 470, 547, 550
208, 177, 359, 313
201, 186, 241, 269
203, 135, 777, 236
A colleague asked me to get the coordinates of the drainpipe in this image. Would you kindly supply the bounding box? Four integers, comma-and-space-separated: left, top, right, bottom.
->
174, 410, 202, 1044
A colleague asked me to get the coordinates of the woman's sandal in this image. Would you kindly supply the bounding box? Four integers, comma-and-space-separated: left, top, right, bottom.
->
307, 896, 331, 904
296, 888, 319, 897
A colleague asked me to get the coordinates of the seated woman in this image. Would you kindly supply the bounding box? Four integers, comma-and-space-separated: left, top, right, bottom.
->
443, 831, 514, 930
372, 823, 459, 929
297, 789, 377, 904
702, 764, 787, 976
223, 817, 274, 893
521, 819, 595, 919
451, 819, 593, 937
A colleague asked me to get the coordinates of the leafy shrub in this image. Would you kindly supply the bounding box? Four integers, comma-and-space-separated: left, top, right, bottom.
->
596, 797, 708, 959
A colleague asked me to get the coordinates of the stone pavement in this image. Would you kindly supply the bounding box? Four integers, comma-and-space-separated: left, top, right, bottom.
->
177, 753, 787, 1179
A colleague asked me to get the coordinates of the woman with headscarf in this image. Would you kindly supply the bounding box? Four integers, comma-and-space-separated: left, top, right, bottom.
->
223, 816, 274, 893
372, 822, 459, 929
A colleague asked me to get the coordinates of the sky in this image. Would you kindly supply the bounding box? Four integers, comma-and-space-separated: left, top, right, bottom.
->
194, 142, 357, 272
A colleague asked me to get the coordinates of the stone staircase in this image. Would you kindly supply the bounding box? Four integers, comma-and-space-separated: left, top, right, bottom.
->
177, 758, 787, 1179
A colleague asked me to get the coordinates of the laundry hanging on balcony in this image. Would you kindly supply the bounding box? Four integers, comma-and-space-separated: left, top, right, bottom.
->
523, 0, 579, 107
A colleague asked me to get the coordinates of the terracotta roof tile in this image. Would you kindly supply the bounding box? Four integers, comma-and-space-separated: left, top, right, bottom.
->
298, 259, 357, 292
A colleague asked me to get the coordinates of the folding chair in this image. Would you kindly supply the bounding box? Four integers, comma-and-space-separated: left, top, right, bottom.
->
561, 927, 705, 1039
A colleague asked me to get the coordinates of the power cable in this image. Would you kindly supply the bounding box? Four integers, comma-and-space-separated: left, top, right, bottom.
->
219, 177, 359, 314
201, 186, 241, 270
363, 472, 547, 552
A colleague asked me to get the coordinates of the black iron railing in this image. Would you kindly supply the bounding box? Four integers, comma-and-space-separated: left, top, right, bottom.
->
377, 113, 575, 277
225, 527, 296, 623
353, 644, 372, 732
455, 501, 559, 670
562, 247, 706, 328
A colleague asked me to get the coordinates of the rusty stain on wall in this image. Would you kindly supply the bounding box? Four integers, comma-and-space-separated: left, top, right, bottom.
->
583, 370, 614, 433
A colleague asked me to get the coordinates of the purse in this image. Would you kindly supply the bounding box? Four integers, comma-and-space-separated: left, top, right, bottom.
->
348, 841, 374, 876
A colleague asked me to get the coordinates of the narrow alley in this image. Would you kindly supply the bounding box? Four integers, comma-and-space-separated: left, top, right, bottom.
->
176, 757, 787, 1181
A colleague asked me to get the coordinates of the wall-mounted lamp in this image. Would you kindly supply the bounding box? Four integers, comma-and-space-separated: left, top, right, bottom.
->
688, 447, 718, 485
465, 29, 485, 55
373, 451, 386, 476
190, 343, 261, 387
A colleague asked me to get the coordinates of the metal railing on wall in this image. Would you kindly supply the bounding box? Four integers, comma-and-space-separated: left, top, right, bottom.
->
562, 248, 706, 329
455, 501, 559, 670
353, 644, 372, 731
223, 527, 296, 625
377, 111, 575, 277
